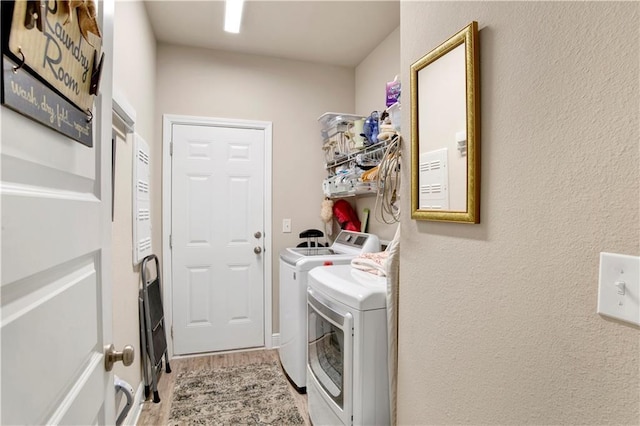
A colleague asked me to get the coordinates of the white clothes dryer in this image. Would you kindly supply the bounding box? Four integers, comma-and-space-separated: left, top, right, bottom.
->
307, 264, 389, 426
279, 231, 380, 393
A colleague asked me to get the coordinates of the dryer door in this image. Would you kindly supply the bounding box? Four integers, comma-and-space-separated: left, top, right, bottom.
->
307, 288, 353, 424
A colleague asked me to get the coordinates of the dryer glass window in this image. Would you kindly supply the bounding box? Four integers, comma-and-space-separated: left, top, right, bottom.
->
308, 301, 346, 408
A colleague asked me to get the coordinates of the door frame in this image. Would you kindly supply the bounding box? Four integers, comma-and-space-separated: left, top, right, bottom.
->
162, 114, 273, 357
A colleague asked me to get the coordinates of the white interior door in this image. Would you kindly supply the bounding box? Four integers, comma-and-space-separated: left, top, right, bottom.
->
171, 122, 266, 355
0, 3, 115, 423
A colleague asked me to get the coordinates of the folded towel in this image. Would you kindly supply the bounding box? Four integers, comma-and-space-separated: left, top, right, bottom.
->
351, 251, 389, 276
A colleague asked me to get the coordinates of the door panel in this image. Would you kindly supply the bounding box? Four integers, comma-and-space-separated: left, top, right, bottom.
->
0, 1, 114, 422
56, 362, 107, 424
187, 175, 212, 243
187, 266, 212, 324
2, 257, 101, 425
1, 115, 112, 425
1, 189, 101, 285
229, 177, 250, 239
227, 264, 250, 321
172, 123, 265, 355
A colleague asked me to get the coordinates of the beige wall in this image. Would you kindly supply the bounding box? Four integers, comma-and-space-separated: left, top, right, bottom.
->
155, 44, 354, 332
354, 27, 400, 242
355, 27, 400, 117
112, 0, 157, 394
398, 2, 639, 425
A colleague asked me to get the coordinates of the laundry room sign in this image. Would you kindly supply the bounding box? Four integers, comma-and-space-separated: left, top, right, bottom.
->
1, 0, 104, 147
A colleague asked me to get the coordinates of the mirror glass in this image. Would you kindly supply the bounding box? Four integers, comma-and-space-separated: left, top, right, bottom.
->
410, 22, 480, 223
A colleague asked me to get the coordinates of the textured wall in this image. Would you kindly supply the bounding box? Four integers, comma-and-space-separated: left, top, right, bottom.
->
112, 0, 157, 395
354, 27, 401, 242
155, 45, 354, 332
398, 2, 640, 424
356, 26, 400, 116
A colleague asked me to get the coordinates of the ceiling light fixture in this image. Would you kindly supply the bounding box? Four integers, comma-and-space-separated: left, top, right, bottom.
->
224, 0, 245, 34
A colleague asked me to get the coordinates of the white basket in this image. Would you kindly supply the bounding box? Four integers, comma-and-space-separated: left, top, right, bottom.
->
317, 112, 366, 131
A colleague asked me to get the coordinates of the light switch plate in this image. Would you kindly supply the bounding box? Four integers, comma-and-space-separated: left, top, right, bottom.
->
597, 252, 640, 325
282, 218, 291, 233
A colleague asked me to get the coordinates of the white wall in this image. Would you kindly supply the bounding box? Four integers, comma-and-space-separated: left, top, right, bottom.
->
399, 2, 639, 424
354, 27, 400, 242
112, 0, 157, 394
155, 44, 354, 332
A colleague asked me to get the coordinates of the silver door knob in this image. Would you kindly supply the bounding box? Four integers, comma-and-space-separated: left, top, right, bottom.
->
254, 231, 262, 239
254, 246, 262, 254
105, 344, 135, 371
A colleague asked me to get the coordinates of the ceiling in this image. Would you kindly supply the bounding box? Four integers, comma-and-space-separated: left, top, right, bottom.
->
144, 1, 400, 68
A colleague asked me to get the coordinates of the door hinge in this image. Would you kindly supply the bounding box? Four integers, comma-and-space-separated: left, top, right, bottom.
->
171, 324, 174, 339
293, 272, 296, 280
169, 141, 173, 156
169, 234, 172, 249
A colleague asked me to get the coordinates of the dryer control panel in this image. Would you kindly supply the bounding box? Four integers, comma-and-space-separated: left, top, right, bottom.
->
333, 230, 380, 254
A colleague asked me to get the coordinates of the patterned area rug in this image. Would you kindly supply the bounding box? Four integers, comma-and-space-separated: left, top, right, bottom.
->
168, 360, 305, 425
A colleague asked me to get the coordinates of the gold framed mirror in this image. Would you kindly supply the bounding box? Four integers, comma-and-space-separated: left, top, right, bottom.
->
410, 21, 480, 223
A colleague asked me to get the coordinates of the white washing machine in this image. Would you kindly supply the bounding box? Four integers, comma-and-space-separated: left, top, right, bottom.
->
307, 264, 389, 426
279, 231, 380, 393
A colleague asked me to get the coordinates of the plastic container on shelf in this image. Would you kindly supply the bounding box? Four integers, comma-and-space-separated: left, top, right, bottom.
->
321, 122, 351, 142
354, 181, 378, 195
322, 177, 335, 197
387, 102, 401, 132
322, 177, 378, 199
322, 176, 355, 198
322, 140, 335, 164
317, 112, 367, 131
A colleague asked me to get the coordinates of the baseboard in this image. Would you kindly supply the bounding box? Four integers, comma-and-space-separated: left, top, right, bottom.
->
125, 382, 145, 426
171, 334, 282, 360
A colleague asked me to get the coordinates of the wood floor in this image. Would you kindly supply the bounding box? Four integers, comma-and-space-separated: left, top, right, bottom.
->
136, 349, 309, 425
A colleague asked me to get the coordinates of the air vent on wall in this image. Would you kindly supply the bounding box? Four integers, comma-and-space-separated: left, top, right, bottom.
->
133, 134, 152, 264
419, 148, 449, 210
